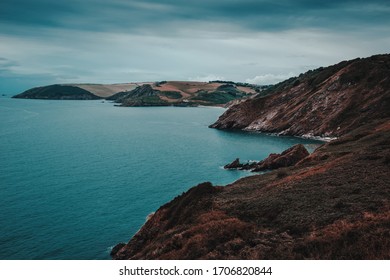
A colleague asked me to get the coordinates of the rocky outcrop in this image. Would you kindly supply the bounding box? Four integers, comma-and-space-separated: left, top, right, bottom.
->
224, 144, 309, 172
13, 84, 100, 100
252, 144, 309, 171
210, 54, 390, 138
224, 158, 242, 169
110, 243, 126, 257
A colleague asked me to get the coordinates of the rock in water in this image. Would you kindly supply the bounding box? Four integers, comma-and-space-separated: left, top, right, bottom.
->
224, 158, 242, 169
110, 243, 126, 257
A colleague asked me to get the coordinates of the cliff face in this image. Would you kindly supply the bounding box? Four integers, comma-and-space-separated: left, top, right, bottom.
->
224, 144, 309, 172
112, 54, 390, 260
210, 54, 390, 138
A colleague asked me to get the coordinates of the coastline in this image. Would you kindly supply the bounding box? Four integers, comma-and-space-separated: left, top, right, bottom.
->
111, 54, 390, 260
197, 105, 226, 109
242, 129, 337, 142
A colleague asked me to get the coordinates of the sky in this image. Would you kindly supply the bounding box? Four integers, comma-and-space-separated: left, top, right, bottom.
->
1, 0, 390, 94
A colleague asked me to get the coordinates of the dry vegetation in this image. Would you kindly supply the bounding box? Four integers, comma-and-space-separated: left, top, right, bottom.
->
73, 83, 142, 98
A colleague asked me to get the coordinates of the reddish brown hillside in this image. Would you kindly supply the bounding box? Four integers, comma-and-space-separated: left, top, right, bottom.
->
210, 54, 390, 138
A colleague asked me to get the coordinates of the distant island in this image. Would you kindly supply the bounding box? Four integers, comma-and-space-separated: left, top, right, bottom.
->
12, 81, 266, 107
111, 54, 390, 260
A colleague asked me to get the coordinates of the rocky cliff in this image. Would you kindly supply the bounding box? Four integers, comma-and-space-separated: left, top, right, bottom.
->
112, 54, 390, 260
224, 144, 310, 172
210, 54, 390, 138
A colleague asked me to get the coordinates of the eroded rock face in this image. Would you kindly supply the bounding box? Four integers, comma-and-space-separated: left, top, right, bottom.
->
110, 243, 126, 257
224, 158, 242, 169
252, 144, 309, 172
210, 54, 390, 138
224, 144, 309, 172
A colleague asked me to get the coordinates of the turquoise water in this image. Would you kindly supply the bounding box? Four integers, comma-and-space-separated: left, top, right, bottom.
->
0, 97, 320, 259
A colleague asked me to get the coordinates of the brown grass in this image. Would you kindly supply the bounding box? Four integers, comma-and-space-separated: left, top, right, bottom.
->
298, 211, 390, 259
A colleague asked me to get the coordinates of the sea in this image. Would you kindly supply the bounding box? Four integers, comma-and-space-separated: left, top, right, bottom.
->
0, 97, 321, 259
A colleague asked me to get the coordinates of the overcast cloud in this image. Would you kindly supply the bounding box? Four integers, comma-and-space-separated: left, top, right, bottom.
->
1, 0, 389, 93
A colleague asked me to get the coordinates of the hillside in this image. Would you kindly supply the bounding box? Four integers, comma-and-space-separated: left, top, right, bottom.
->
211, 54, 390, 138
12, 85, 101, 100
70, 83, 144, 98
108, 81, 259, 107
112, 54, 390, 260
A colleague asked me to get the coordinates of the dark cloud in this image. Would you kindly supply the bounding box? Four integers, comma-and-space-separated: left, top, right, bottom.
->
0, 0, 79, 28
1, 0, 389, 35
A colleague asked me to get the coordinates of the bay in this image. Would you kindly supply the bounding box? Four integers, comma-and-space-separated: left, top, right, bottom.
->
0, 97, 320, 259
